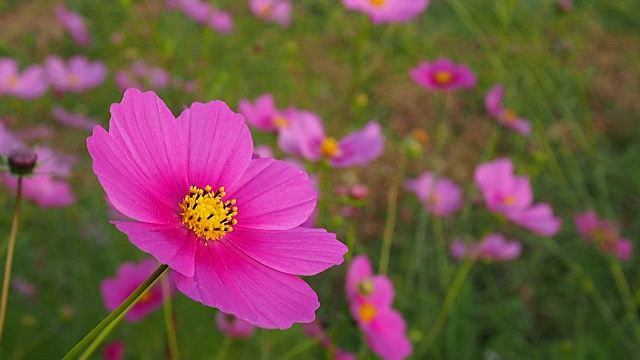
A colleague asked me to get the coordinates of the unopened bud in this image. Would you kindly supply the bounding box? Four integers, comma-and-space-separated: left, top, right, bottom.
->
8, 148, 37, 176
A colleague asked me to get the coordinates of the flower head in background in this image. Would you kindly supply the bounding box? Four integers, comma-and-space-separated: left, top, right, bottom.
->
474, 158, 562, 236
216, 312, 256, 338
115, 61, 171, 92
101, 259, 170, 321
103, 341, 124, 360
485, 84, 532, 135
451, 233, 522, 262
346, 255, 412, 360
302, 321, 357, 360
279, 111, 384, 168
171, 0, 234, 33
45, 56, 107, 93
342, 0, 430, 24
410, 58, 476, 91
55, 3, 91, 47
249, 0, 292, 27
0, 58, 48, 99
88, 89, 347, 328
238, 93, 294, 132
52, 106, 100, 131
574, 210, 632, 260
405, 171, 463, 217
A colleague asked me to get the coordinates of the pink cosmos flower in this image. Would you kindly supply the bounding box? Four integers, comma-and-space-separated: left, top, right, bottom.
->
115, 61, 171, 92
342, 0, 430, 24
302, 321, 357, 360
279, 111, 384, 168
216, 312, 256, 338
52, 106, 100, 131
405, 171, 463, 217
451, 233, 522, 261
101, 258, 170, 322
1, 146, 76, 208
55, 4, 91, 48
0, 58, 48, 99
87, 88, 347, 329
252, 144, 273, 159
209, 9, 234, 33
45, 55, 107, 93
103, 340, 124, 360
474, 158, 562, 236
172, 0, 234, 33
249, 0, 292, 27
410, 58, 476, 91
346, 255, 412, 360
238, 93, 294, 132
484, 84, 532, 135
574, 210, 632, 260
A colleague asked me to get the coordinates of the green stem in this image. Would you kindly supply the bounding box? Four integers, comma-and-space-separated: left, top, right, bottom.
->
421, 259, 475, 352
379, 150, 408, 275
162, 275, 180, 360
345, 218, 357, 263
63, 264, 170, 359
607, 259, 640, 346
216, 336, 231, 360
0, 177, 23, 347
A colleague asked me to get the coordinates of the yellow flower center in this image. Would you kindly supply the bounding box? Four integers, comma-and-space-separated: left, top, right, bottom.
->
138, 290, 153, 303
259, 4, 272, 16
357, 279, 375, 297
434, 71, 453, 84
67, 74, 81, 86
369, 0, 385, 6
272, 116, 290, 128
502, 109, 517, 122
7, 75, 19, 88
180, 185, 238, 241
502, 195, 517, 205
359, 303, 376, 323
429, 193, 440, 205
320, 137, 339, 158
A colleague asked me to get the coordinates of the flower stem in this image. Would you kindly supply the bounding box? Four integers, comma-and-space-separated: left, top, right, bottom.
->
63, 264, 170, 359
379, 150, 408, 275
607, 259, 640, 346
162, 275, 181, 360
0, 176, 23, 347
345, 218, 357, 263
420, 258, 475, 352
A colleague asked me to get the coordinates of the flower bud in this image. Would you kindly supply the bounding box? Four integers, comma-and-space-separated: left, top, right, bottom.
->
8, 148, 37, 176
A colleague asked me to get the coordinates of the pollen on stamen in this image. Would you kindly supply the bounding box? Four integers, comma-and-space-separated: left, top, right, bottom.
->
180, 185, 238, 241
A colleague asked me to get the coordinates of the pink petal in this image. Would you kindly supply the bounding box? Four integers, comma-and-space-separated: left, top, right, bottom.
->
113, 221, 197, 277
363, 308, 412, 360
484, 84, 504, 116
225, 227, 346, 276
346, 255, 373, 300
226, 158, 317, 230
331, 121, 384, 168
173, 240, 320, 329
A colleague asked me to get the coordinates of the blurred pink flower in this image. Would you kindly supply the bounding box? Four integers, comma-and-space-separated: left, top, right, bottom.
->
103, 340, 124, 360
55, 3, 91, 47
45, 55, 107, 93
410, 58, 476, 91
52, 106, 99, 131
405, 171, 463, 218
302, 321, 357, 360
249, 0, 292, 27
474, 158, 562, 236
451, 233, 522, 261
252, 144, 273, 159
2, 146, 76, 208
574, 210, 632, 260
172, 0, 234, 33
342, 0, 430, 24
101, 258, 170, 322
209, 9, 234, 33
346, 255, 412, 360
484, 84, 532, 135
216, 312, 256, 338
238, 93, 293, 132
12, 277, 37, 300
87, 89, 347, 328
279, 111, 384, 168
115, 61, 171, 92
0, 58, 48, 99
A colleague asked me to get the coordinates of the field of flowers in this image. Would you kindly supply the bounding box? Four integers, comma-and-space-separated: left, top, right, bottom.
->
1, 0, 639, 359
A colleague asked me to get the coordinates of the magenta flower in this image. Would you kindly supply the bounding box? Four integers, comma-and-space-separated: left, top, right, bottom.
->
103, 341, 124, 360
209, 9, 234, 33
238, 93, 293, 132
115, 61, 171, 92
410, 58, 476, 91
101, 259, 170, 321
52, 106, 99, 131
405, 171, 463, 217
484, 84, 532, 135
173, 0, 234, 33
216, 312, 256, 338
342, 0, 430, 24
87, 89, 347, 328
0, 58, 48, 99
451, 233, 522, 261
55, 4, 91, 48
249, 0, 292, 27
474, 158, 562, 236
45, 55, 107, 93
574, 210, 632, 260
346, 255, 412, 360
279, 111, 384, 168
